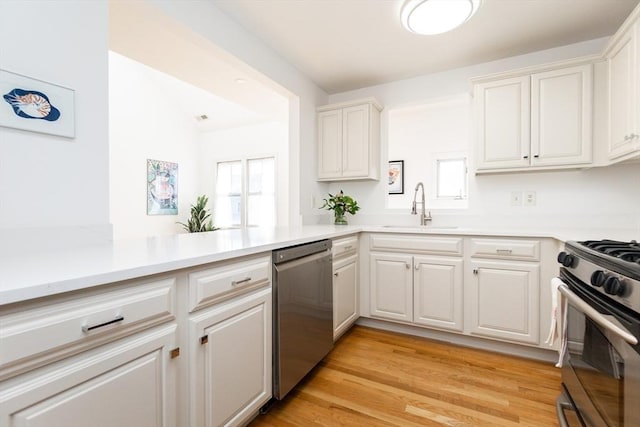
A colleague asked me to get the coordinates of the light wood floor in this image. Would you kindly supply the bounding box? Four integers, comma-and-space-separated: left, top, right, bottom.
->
250, 325, 562, 426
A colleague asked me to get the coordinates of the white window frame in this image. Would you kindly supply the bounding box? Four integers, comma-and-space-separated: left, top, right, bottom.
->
214, 155, 277, 228
428, 151, 468, 209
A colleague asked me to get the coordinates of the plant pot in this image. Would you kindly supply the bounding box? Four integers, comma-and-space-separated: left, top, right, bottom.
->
334, 214, 348, 225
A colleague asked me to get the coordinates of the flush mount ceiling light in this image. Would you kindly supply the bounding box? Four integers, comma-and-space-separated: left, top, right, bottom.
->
401, 0, 481, 35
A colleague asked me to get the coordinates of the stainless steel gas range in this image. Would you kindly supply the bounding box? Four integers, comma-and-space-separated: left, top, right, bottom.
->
555, 240, 640, 427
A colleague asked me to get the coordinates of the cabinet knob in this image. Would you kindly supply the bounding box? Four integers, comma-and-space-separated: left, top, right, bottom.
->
415, 264, 419, 271
533, 154, 539, 158
334, 272, 339, 277
473, 268, 479, 275
406, 263, 410, 269
523, 155, 529, 159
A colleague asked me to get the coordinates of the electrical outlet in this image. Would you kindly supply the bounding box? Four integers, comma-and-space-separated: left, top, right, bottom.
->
524, 191, 536, 206
510, 191, 522, 206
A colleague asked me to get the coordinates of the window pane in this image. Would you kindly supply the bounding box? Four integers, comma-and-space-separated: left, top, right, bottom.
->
216, 161, 242, 227
247, 157, 275, 226
248, 194, 275, 227
248, 158, 275, 195
437, 158, 466, 199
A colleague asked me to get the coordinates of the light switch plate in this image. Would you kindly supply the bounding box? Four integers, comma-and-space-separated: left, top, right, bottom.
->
524, 191, 536, 206
511, 191, 522, 206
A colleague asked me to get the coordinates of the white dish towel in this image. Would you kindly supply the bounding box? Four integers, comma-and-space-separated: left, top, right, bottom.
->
545, 277, 569, 367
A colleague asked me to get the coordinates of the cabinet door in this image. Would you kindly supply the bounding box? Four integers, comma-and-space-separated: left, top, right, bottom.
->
190, 288, 271, 427
608, 26, 639, 159
413, 256, 463, 332
468, 261, 539, 345
369, 253, 413, 322
341, 104, 371, 178
317, 109, 343, 179
475, 76, 531, 170
531, 65, 592, 166
333, 254, 358, 340
0, 324, 177, 427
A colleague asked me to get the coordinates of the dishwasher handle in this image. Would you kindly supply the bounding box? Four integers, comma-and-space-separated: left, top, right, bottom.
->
274, 249, 331, 274
273, 240, 332, 264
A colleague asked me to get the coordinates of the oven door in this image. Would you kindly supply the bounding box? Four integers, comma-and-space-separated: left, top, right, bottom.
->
558, 271, 640, 427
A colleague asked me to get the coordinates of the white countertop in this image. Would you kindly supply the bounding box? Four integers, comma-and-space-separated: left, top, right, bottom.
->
1, 224, 634, 306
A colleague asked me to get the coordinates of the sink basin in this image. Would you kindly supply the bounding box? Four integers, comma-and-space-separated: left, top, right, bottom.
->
381, 225, 459, 230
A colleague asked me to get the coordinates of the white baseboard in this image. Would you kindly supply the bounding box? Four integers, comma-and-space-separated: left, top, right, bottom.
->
355, 317, 559, 364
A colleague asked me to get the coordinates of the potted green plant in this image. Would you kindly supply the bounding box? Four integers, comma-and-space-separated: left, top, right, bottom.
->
177, 195, 219, 233
320, 190, 360, 225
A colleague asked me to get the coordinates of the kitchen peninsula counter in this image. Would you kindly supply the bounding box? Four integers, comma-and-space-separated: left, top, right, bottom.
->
2, 224, 635, 305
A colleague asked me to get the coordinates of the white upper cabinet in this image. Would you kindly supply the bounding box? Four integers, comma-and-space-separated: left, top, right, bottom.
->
474, 62, 593, 172
475, 76, 531, 170
317, 98, 382, 181
605, 13, 640, 161
531, 65, 593, 167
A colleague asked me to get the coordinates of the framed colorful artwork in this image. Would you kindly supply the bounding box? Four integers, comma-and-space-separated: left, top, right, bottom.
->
147, 159, 178, 215
0, 69, 75, 138
388, 160, 404, 194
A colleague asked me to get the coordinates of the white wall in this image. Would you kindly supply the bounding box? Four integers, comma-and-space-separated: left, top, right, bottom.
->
387, 94, 471, 210
320, 38, 640, 234
0, 0, 111, 250
0, 0, 328, 251
150, 0, 330, 225
109, 52, 202, 239
200, 122, 289, 226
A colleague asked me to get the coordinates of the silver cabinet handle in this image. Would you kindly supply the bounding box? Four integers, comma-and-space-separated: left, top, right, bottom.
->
82, 315, 124, 333
496, 249, 513, 254
558, 284, 638, 345
232, 277, 252, 287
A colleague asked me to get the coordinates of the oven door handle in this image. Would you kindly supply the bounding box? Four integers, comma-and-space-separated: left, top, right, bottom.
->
558, 284, 638, 345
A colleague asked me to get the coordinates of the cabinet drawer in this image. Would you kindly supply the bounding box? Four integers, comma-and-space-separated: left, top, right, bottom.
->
469, 238, 540, 261
370, 234, 463, 256
333, 235, 358, 258
0, 277, 176, 374
189, 255, 271, 312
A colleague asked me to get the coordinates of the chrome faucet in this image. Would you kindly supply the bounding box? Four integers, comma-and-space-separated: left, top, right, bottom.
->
411, 182, 432, 226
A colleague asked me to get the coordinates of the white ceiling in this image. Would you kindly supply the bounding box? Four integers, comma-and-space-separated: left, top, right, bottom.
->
109, 0, 289, 131
213, 0, 640, 94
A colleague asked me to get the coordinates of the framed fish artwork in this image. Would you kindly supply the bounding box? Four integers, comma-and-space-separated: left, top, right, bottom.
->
0, 69, 75, 138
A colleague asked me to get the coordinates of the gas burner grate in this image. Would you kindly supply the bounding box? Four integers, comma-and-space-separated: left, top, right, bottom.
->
579, 240, 640, 258
618, 251, 640, 264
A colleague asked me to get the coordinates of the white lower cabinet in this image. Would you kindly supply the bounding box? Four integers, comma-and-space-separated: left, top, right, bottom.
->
369, 253, 463, 332
468, 260, 540, 345
189, 286, 272, 427
333, 253, 358, 339
370, 253, 413, 322
414, 256, 464, 332
0, 324, 178, 427
364, 233, 554, 349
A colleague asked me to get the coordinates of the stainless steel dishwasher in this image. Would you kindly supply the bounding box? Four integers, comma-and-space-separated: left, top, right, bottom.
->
272, 239, 333, 400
